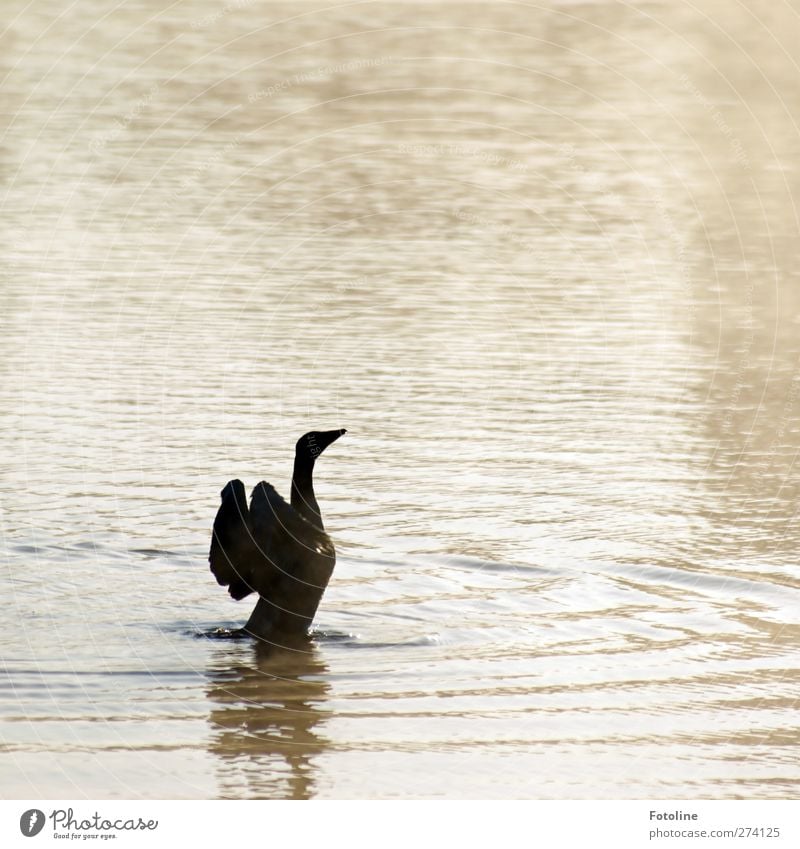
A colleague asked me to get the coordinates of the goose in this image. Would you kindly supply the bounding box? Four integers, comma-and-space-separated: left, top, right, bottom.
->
209, 429, 346, 639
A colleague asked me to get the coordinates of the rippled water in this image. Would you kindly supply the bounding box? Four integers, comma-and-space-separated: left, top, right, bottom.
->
2, 0, 799, 799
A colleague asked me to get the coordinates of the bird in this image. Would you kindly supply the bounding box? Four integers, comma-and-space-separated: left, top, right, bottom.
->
208, 429, 346, 640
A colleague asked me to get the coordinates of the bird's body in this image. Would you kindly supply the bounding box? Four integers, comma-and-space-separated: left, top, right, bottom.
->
208, 429, 345, 640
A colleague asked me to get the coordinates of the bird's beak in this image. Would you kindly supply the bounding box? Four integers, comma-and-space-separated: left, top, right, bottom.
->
320, 428, 346, 449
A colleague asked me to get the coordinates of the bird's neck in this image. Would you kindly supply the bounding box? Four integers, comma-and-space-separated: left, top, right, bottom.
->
291, 456, 323, 529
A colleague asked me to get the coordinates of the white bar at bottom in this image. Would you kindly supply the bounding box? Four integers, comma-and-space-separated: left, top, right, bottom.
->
1, 800, 796, 849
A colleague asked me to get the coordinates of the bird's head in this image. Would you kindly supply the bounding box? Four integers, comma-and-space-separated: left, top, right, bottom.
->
295, 429, 347, 463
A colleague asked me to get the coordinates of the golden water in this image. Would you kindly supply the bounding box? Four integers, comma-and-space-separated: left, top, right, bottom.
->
1, 0, 799, 798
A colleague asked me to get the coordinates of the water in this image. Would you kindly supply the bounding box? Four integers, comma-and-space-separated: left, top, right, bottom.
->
2, 0, 799, 799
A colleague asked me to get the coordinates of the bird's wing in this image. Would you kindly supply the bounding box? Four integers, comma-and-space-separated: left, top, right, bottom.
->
249, 481, 335, 588
209, 479, 261, 600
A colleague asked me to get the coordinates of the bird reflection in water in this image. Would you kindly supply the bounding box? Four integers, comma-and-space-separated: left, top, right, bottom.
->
205, 638, 331, 799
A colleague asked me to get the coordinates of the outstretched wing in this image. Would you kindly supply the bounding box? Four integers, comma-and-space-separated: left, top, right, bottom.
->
245, 481, 337, 638
209, 479, 260, 600
249, 481, 335, 590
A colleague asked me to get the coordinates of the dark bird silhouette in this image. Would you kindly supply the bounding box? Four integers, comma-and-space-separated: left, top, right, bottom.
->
209, 429, 346, 640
